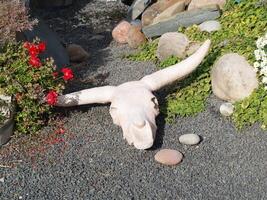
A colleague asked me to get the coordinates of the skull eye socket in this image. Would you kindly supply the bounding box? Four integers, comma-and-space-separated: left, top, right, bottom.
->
151, 97, 159, 110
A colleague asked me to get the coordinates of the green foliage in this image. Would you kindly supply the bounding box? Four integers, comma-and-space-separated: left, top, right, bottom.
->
158, 56, 181, 69
125, 39, 158, 62
175, 0, 267, 127
0, 42, 65, 135
126, 0, 267, 129
233, 86, 267, 129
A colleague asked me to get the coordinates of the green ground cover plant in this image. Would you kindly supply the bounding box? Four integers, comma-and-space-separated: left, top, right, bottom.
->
126, 0, 267, 128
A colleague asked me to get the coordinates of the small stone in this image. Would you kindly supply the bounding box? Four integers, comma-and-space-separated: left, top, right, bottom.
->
198, 20, 221, 33
220, 103, 234, 117
127, 26, 147, 48
179, 134, 201, 145
89, 35, 105, 40
157, 32, 189, 61
112, 21, 132, 44
154, 149, 183, 166
152, 1, 185, 25
67, 44, 89, 63
19, 196, 23, 200
0, 177, 4, 183
188, 0, 226, 10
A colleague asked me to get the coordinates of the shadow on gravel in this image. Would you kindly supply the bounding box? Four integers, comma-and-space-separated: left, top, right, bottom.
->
148, 114, 166, 150
31, 0, 123, 91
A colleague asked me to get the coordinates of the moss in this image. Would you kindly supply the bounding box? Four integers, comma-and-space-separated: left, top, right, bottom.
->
126, 0, 267, 128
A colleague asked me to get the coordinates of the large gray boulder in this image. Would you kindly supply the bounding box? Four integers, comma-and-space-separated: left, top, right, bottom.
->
142, 5, 221, 38
211, 53, 258, 102
127, 0, 153, 20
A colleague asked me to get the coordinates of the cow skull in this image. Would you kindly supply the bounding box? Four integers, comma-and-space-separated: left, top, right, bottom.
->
57, 40, 211, 149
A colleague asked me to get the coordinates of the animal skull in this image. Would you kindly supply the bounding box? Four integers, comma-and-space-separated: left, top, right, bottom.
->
57, 40, 211, 149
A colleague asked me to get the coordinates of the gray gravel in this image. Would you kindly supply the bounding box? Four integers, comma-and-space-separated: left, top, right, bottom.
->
1, 1, 267, 199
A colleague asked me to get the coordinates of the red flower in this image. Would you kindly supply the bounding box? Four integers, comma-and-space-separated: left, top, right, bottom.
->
61, 68, 74, 81
29, 56, 41, 68
28, 44, 40, 56
38, 42, 46, 52
23, 42, 31, 49
46, 90, 58, 105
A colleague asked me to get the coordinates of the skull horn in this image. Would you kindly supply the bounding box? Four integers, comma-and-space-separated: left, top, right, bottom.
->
56, 86, 116, 107
141, 39, 211, 91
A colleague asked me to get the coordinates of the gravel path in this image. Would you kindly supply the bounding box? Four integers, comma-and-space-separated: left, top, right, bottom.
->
1, 1, 267, 199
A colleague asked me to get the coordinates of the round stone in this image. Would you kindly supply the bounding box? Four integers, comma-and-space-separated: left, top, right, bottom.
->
67, 44, 89, 63
127, 26, 146, 49
112, 21, 132, 44
179, 134, 201, 145
157, 32, 189, 61
220, 102, 234, 117
198, 20, 221, 33
211, 53, 258, 102
154, 149, 183, 166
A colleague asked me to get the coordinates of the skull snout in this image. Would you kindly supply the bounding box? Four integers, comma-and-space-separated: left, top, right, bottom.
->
130, 120, 156, 150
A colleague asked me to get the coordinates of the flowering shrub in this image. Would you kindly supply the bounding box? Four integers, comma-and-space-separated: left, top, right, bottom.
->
0, 40, 74, 134
254, 33, 267, 88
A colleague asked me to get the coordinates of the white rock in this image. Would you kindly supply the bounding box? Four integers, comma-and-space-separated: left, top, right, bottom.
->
188, 0, 226, 10
0, 177, 4, 183
157, 32, 189, 61
211, 53, 258, 102
198, 20, 221, 33
220, 103, 234, 116
179, 133, 201, 145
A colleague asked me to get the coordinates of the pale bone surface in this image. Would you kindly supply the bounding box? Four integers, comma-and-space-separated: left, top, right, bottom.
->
57, 40, 211, 149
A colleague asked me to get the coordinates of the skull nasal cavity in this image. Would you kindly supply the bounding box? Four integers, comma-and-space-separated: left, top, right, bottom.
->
134, 119, 146, 128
